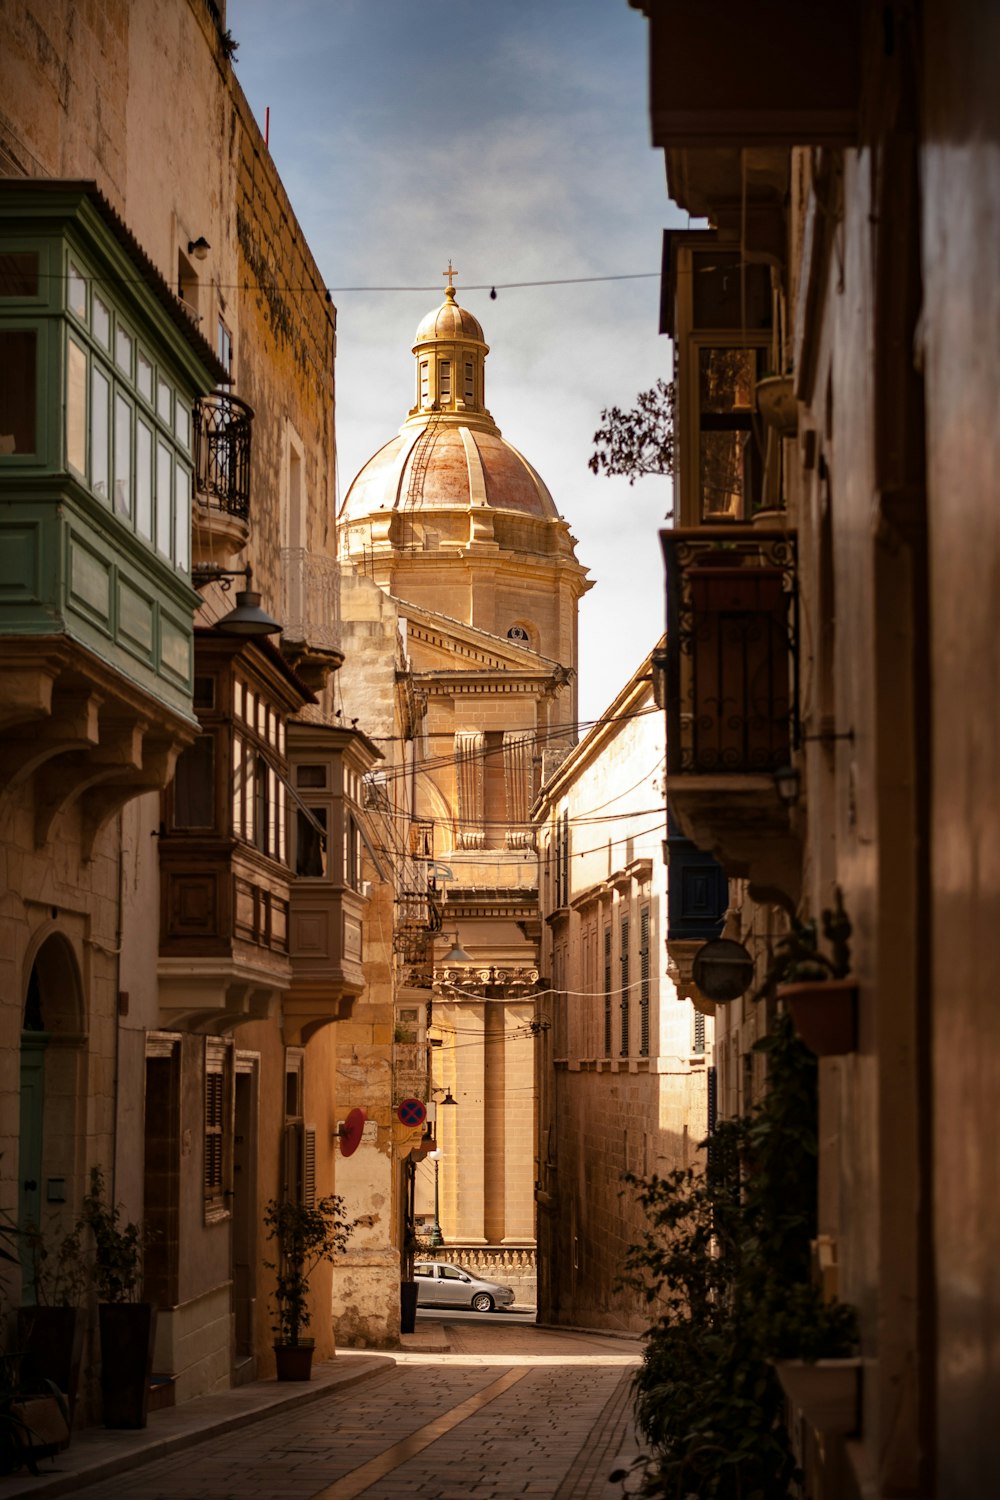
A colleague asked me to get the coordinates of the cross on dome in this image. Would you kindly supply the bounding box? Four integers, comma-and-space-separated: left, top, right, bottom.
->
442, 259, 458, 298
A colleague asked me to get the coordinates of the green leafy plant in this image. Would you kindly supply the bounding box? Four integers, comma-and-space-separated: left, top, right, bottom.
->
263, 1196, 358, 1346
20, 1218, 88, 1308
620, 1011, 858, 1498
755, 887, 853, 996
77, 1168, 145, 1304
589, 378, 675, 488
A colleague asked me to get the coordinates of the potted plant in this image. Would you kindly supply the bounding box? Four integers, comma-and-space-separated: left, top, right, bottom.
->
757, 888, 858, 1055
263, 1194, 357, 1380
77, 1167, 156, 1429
17, 1216, 88, 1422
767, 1281, 862, 1437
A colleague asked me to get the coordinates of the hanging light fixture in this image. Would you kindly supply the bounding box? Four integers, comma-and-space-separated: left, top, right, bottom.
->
439, 932, 473, 966
191, 563, 282, 639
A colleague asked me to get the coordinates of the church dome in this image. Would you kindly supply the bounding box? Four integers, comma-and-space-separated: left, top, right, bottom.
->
341, 422, 559, 522
339, 275, 562, 531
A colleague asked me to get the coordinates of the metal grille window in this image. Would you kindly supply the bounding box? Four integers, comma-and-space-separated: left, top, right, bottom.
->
639, 906, 650, 1057
693, 1008, 706, 1055
619, 915, 630, 1056
603, 926, 613, 1057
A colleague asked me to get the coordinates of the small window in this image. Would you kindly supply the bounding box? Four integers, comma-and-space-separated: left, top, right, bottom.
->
174, 460, 190, 570
92, 295, 110, 349
174, 401, 190, 450
0, 330, 37, 457
173, 735, 215, 829
66, 261, 87, 317
439, 360, 451, 400
193, 676, 215, 710
441, 1265, 465, 1281
420, 361, 429, 405
155, 440, 172, 556
115, 323, 133, 376
414, 1264, 433, 1279
156, 377, 172, 425
464, 361, 474, 401
295, 806, 327, 877
114, 393, 132, 518
136, 420, 153, 540
66, 338, 87, 472
137, 351, 153, 405
91, 366, 110, 498
296, 765, 327, 789
284, 1048, 304, 1119
217, 318, 232, 376
0, 252, 38, 299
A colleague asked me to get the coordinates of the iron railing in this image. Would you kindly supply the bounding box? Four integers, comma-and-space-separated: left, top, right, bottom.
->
193, 391, 253, 519
662, 527, 798, 775
281, 548, 340, 651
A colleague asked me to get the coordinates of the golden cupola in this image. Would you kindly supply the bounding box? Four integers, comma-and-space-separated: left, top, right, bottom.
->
339, 272, 580, 545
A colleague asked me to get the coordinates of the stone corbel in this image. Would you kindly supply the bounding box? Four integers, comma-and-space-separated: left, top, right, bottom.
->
0, 688, 103, 793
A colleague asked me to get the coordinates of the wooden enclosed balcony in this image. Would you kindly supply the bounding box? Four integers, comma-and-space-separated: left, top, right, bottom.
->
661, 527, 800, 897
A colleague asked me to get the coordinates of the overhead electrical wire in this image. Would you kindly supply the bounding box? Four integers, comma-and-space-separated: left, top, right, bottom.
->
48, 267, 659, 298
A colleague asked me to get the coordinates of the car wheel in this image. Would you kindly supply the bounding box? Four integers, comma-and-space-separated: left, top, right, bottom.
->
471, 1292, 495, 1313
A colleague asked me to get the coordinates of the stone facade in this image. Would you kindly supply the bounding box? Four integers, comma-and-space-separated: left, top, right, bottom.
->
0, 0, 355, 1415
637, 1, 1000, 1491
533, 646, 712, 1331
339, 287, 591, 1263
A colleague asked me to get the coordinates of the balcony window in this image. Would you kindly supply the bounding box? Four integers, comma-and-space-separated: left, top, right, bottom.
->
699, 347, 764, 521
0, 250, 38, 298
0, 329, 37, 455
663, 528, 799, 776
172, 734, 216, 830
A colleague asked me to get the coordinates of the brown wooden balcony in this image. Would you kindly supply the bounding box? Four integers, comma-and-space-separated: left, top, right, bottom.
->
661, 527, 800, 899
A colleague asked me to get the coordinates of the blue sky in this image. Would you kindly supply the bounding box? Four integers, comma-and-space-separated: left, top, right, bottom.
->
229, 0, 686, 723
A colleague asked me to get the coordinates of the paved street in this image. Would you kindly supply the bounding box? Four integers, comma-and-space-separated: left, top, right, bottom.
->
5, 1318, 643, 1500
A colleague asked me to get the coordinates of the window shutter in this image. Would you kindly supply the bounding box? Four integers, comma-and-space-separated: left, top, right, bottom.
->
603, 926, 613, 1057
303, 1126, 317, 1209
639, 906, 650, 1057
619, 916, 630, 1056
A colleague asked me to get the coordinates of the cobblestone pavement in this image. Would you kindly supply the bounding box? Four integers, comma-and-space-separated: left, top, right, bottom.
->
21, 1319, 643, 1500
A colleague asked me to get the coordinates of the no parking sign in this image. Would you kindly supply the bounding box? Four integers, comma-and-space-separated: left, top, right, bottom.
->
396, 1097, 427, 1128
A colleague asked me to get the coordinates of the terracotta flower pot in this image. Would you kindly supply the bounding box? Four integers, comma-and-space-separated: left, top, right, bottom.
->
273, 1340, 314, 1381
778, 978, 858, 1056
774, 1356, 862, 1435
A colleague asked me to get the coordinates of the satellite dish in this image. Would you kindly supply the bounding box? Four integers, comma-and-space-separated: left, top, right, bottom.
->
338, 1107, 367, 1157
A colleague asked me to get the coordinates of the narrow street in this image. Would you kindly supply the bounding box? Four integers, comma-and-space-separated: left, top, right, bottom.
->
6, 1317, 642, 1500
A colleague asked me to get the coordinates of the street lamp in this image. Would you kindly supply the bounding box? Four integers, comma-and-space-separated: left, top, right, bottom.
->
428, 1088, 457, 1247
428, 1150, 443, 1247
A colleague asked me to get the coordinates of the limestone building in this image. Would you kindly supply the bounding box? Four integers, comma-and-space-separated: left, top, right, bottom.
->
0, 0, 369, 1414
634, 0, 1000, 1492
339, 277, 590, 1253
533, 642, 717, 1331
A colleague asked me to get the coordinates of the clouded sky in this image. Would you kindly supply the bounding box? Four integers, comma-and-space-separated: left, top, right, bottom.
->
229, 0, 685, 724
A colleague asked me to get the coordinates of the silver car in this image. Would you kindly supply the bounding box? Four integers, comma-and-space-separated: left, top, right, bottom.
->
414, 1260, 515, 1312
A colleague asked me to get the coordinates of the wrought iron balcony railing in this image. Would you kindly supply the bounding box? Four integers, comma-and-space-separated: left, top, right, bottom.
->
193, 391, 253, 520
281, 548, 340, 652
662, 527, 798, 775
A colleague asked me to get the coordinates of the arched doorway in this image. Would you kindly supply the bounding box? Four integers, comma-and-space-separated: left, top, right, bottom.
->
18, 932, 85, 1299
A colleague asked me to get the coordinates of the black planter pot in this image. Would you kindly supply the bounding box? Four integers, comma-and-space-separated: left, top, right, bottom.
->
274, 1340, 314, 1381
17, 1306, 85, 1418
98, 1303, 156, 1429
400, 1280, 418, 1334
